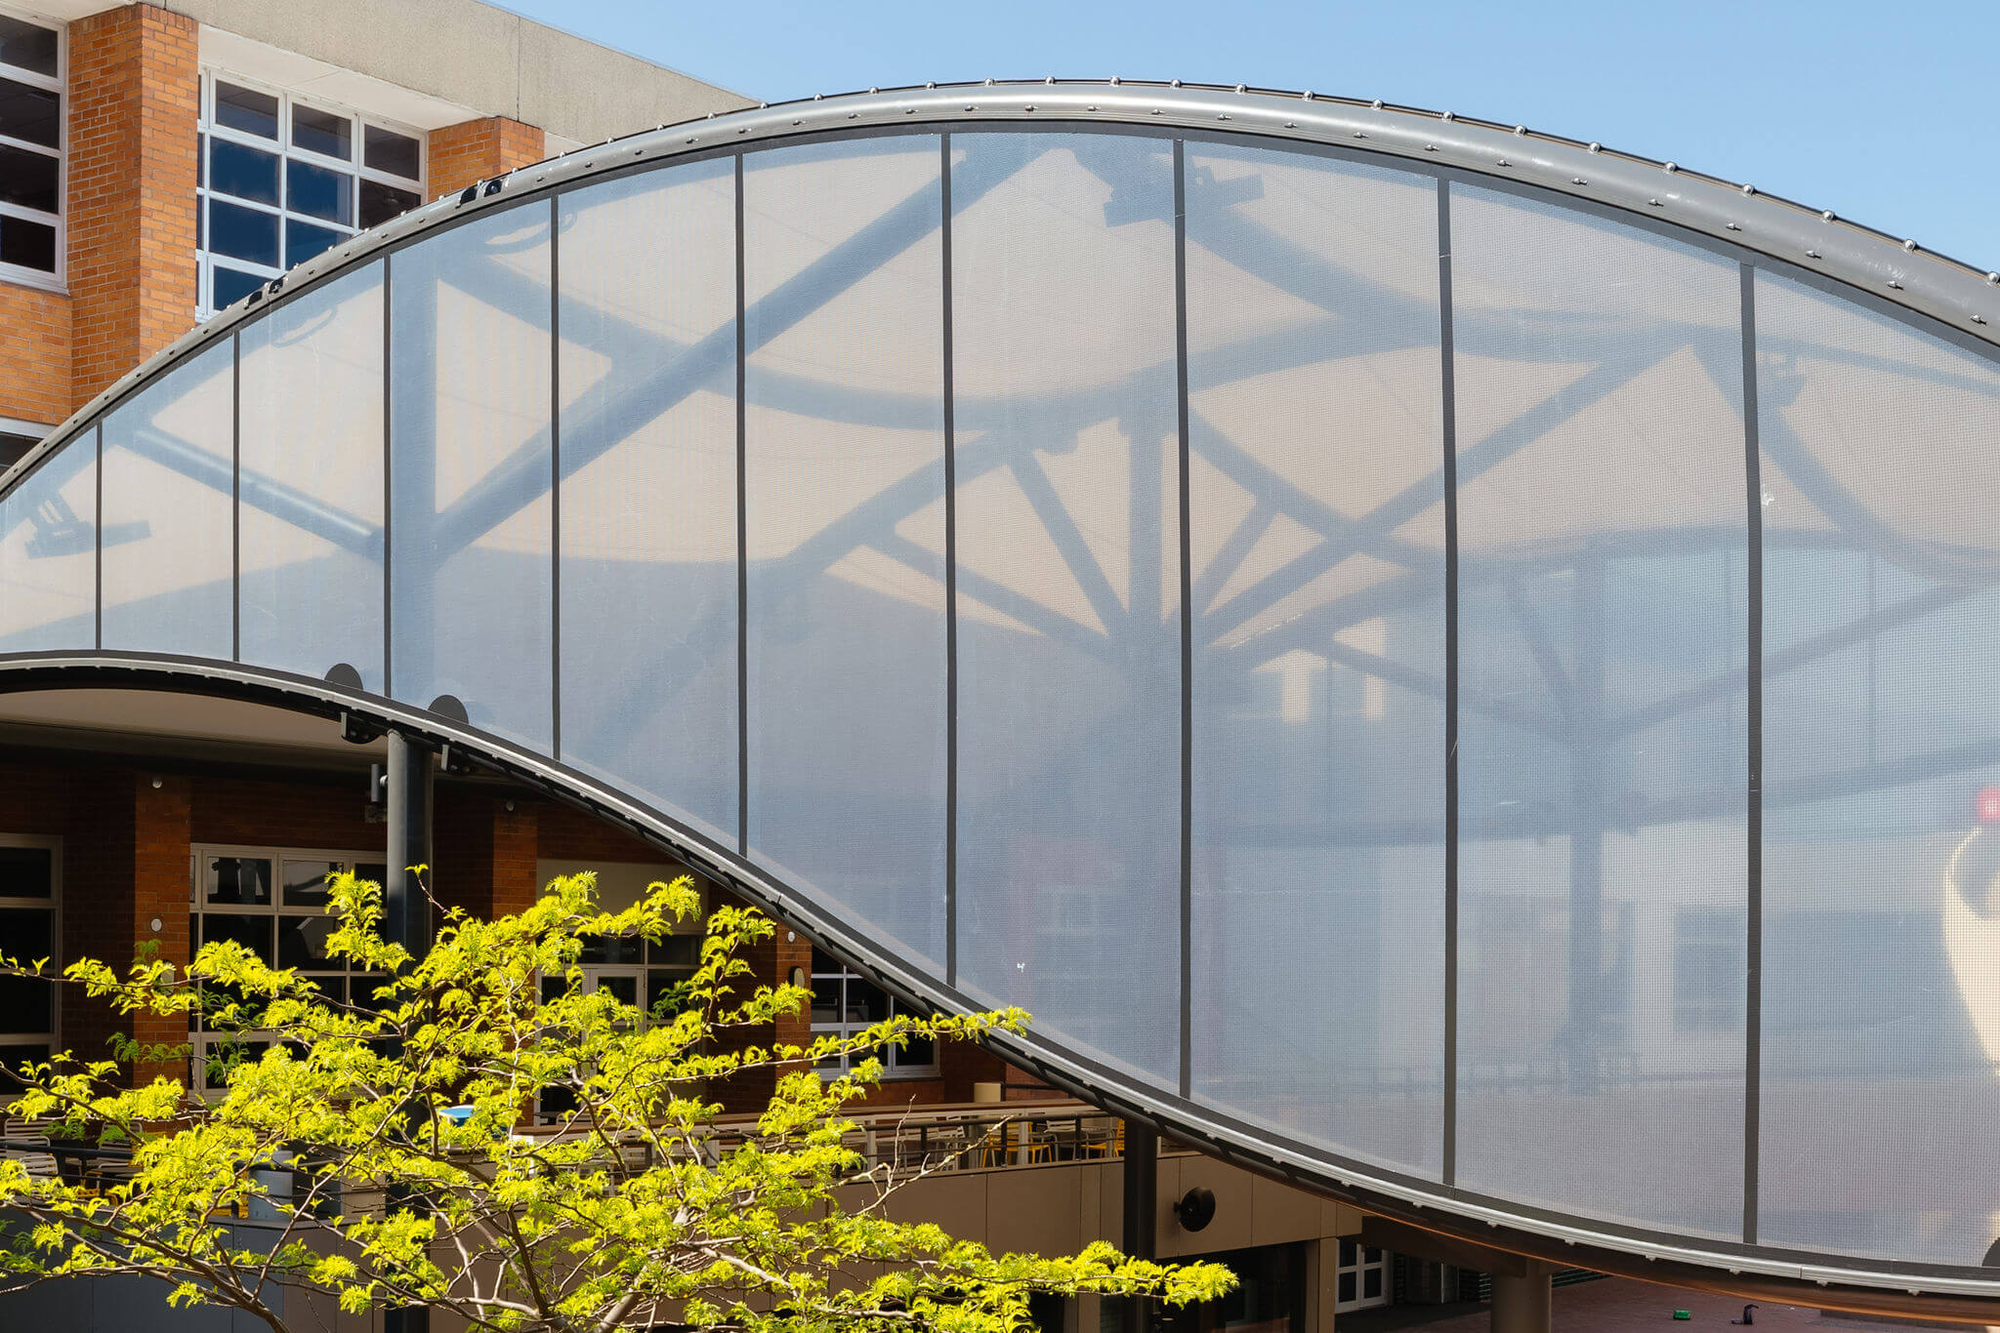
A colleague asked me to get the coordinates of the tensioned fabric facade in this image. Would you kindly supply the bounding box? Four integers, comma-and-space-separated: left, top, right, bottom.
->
4, 83, 2000, 1301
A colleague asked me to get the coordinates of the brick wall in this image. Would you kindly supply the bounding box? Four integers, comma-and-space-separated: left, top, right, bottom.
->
0, 283, 71, 428
190, 773, 383, 853
433, 787, 540, 920
65, 3, 199, 411
427, 116, 546, 202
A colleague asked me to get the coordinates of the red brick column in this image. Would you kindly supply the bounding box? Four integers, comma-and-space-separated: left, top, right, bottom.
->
433, 792, 540, 922
130, 773, 191, 1085
708, 888, 814, 1115
65, 3, 199, 411
491, 799, 540, 917
427, 116, 546, 202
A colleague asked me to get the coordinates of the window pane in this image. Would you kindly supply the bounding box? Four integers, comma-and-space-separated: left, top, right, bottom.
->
209, 138, 280, 206
0, 214, 54, 272
952, 133, 1183, 1087
0, 76, 57, 149
646, 934, 699, 966
0, 16, 58, 79
0, 846, 52, 898
0, 443, 95, 653
206, 856, 273, 907
390, 206, 553, 752
202, 913, 275, 965
281, 859, 341, 908
364, 124, 420, 180
0, 431, 33, 469
212, 263, 265, 309
214, 81, 278, 139
359, 178, 420, 230
239, 263, 386, 689
285, 217, 344, 267
898, 1033, 935, 1069
287, 158, 353, 224
842, 977, 888, 1024
810, 974, 841, 1022
291, 103, 352, 160
101, 339, 234, 655
743, 137, 948, 971
0, 1043, 49, 1074
0, 968, 51, 1037
558, 160, 737, 844
278, 914, 338, 969
0, 141, 58, 212
579, 934, 643, 965
209, 198, 280, 267
1184, 142, 1447, 1178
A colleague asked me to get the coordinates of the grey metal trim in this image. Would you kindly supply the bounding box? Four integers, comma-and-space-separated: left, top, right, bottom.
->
1740, 262, 1765, 1248
941, 131, 960, 990
1437, 177, 1460, 1190
549, 195, 564, 761
15, 80, 2000, 500
2, 651, 1996, 1312
1173, 137, 1193, 1102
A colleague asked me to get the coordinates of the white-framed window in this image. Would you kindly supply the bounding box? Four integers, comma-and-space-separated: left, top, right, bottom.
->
536, 931, 702, 1122
1334, 1239, 1391, 1313
0, 6, 62, 286
809, 948, 937, 1080
0, 413, 44, 471
188, 842, 387, 1092
195, 69, 423, 317
0, 833, 60, 1076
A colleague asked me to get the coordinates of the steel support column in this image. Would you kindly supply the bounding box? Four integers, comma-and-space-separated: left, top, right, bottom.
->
383, 728, 432, 1333
1121, 1122, 1159, 1333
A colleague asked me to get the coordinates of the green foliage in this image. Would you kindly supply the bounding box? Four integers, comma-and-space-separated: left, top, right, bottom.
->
0, 872, 1233, 1333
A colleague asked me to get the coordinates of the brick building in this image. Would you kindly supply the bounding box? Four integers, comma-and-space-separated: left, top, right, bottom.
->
0, 7, 1366, 1332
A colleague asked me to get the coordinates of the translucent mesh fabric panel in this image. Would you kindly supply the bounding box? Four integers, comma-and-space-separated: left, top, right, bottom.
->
1450, 185, 1747, 1238
743, 138, 948, 972
1183, 142, 1446, 1175
0, 440, 95, 653
239, 263, 385, 690
390, 207, 553, 752
952, 133, 1182, 1085
558, 161, 739, 848
100, 339, 234, 656
1754, 271, 2000, 1266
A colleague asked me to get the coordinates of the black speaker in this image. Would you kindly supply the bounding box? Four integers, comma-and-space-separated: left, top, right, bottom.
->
1172, 1186, 1215, 1232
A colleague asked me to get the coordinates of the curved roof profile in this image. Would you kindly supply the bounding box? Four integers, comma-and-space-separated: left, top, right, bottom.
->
6, 83, 2000, 1315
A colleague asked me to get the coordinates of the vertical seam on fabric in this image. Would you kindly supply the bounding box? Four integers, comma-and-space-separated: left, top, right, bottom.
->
942, 133, 959, 989
1175, 138, 1195, 1100
1741, 260, 1764, 1247
549, 196, 563, 760
1438, 179, 1461, 1189
735, 153, 749, 857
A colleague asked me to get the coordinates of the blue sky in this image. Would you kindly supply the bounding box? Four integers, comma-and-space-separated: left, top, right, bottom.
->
500, 0, 2000, 275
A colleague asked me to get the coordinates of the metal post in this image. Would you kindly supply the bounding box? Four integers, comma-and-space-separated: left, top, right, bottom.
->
1120, 1121, 1159, 1333
384, 729, 433, 962
1488, 1266, 1552, 1333
383, 729, 432, 1333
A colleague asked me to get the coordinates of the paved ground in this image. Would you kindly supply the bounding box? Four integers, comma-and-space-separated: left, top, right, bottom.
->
1338, 1277, 1996, 1332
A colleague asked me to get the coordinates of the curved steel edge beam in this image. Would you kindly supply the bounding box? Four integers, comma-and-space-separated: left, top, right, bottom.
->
11, 81, 2000, 497
1, 652, 1996, 1313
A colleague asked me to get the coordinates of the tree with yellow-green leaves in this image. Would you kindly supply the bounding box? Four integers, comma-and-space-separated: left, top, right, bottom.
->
0, 872, 1232, 1333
